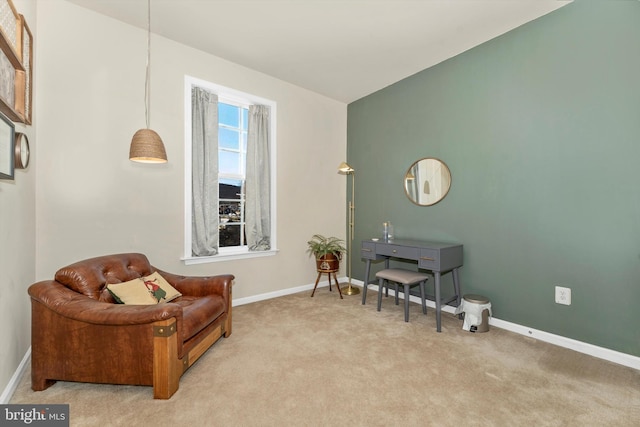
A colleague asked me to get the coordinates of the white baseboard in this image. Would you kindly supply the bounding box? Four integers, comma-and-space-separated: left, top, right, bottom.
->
232, 280, 335, 306
5, 278, 637, 402
1, 347, 30, 404
488, 317, 640, 371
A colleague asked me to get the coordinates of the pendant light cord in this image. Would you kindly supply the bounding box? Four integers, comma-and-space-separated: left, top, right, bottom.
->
145, 0, 151, 129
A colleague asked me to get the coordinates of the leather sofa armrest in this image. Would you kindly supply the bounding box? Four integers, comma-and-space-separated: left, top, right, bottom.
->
153, 270, 234, 304
28, 281, 183, 326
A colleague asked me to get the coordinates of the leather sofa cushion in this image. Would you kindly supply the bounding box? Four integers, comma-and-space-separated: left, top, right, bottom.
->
174, 295, 225, 342
55, 253, 152, 299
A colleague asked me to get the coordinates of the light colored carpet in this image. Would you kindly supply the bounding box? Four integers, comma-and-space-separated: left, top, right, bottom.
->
11, 287, 640, 426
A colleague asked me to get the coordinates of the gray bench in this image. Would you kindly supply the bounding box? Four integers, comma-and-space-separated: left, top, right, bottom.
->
376, 268, 428, 322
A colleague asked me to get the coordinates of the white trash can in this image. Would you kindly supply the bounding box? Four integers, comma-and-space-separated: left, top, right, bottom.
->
455, 294, 492, 333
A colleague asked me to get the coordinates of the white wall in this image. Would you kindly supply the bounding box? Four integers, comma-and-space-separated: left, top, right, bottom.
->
0, 0, 36, 401
35, 0, 347, 301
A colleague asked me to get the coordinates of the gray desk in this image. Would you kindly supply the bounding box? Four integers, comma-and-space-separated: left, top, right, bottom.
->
361, 238, 463, 332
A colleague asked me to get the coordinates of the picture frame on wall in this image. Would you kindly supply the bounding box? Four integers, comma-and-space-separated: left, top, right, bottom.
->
0, 0, 33, 124
0, 110, 15, 179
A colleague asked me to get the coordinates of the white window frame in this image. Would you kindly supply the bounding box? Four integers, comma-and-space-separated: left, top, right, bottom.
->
183, 75, 278, 264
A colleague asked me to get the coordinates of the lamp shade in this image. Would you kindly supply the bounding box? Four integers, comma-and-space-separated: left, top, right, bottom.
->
129, 128, 167, 163
337, 162, 354, 174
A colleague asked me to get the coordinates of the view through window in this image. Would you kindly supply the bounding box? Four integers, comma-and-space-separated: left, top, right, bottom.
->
218, 102, 248, 248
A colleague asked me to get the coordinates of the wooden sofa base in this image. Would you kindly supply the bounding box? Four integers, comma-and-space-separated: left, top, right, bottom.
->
153, 317, 228, 399
31, 306, 231, 399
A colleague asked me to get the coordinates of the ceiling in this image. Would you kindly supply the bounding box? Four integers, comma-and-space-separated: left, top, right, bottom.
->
66, 0, 571, 103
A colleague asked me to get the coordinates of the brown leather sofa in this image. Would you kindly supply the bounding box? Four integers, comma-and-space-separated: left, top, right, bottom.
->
28, 253, 233, 399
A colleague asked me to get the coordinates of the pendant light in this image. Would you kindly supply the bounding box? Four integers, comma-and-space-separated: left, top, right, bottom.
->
129, 0, 167, 163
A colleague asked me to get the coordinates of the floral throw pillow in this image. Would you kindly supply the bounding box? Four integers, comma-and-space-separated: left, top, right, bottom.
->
107, 272, 182, 304
107, 279, 157, 305
143, 271, 182, 303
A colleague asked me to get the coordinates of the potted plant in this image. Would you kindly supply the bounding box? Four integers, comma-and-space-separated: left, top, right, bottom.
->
306, 234, 346, 272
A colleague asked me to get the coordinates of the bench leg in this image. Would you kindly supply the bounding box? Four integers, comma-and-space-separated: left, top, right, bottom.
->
420, 280, 427, 314
394, 283, 399, 305
403, 284, 410, 322
377, 278, 385, 311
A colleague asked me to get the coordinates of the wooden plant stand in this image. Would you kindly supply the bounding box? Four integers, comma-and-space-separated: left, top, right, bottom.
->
311, 267, 343, 299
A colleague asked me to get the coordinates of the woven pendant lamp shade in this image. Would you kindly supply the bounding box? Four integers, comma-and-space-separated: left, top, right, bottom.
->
129, 0, 167, 164
129, 129, 167, 163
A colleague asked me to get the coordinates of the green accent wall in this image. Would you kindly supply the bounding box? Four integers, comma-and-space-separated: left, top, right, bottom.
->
347, 0, 640, 356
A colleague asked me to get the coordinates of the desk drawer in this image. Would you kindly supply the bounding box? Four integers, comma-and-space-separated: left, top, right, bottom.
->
361, 241, 377, 259
377, 244, 419, 260
418, 248, 439, 269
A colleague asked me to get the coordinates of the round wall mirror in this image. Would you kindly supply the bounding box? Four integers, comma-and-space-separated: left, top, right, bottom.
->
404, 158, 452, 206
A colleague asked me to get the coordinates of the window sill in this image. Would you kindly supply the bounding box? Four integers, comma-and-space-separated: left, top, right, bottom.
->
182, 249, 278, 265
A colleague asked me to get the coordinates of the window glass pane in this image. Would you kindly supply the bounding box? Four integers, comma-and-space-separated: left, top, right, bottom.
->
219, 224, 246, 247
219, 128, 239, 149
219, 179, 242, 200
219, 151, 240, 174
219, 103, 239, 127
219, 200, 241, 221
219, 224, 241, 247
219, 195, 244, 248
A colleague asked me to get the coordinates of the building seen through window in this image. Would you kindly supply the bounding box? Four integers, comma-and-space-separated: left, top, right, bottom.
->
219, 181, 245, 247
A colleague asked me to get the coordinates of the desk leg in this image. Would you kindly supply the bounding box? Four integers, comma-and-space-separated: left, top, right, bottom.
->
362, 260, 371, 305
452, 267, 462, 306
434, 272, 442, 332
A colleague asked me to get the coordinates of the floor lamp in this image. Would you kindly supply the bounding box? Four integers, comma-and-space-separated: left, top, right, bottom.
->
338, 162, 360, 296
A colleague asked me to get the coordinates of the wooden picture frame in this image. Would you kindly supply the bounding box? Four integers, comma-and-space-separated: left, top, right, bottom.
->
0, 110, 15, 179
0, 0, 31, 124
19, 15, 32, 124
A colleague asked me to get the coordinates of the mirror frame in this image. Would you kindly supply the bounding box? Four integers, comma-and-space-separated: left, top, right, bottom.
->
403, 157, 452, 206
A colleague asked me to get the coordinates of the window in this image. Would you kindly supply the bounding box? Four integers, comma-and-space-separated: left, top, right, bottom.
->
184, 76, 277, 264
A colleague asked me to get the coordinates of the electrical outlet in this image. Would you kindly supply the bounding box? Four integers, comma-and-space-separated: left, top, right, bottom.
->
555, 286, 571, 305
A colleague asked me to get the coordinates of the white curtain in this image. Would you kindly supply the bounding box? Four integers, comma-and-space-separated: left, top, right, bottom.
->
191, 87, 219, 256
245, 105, 271, 251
